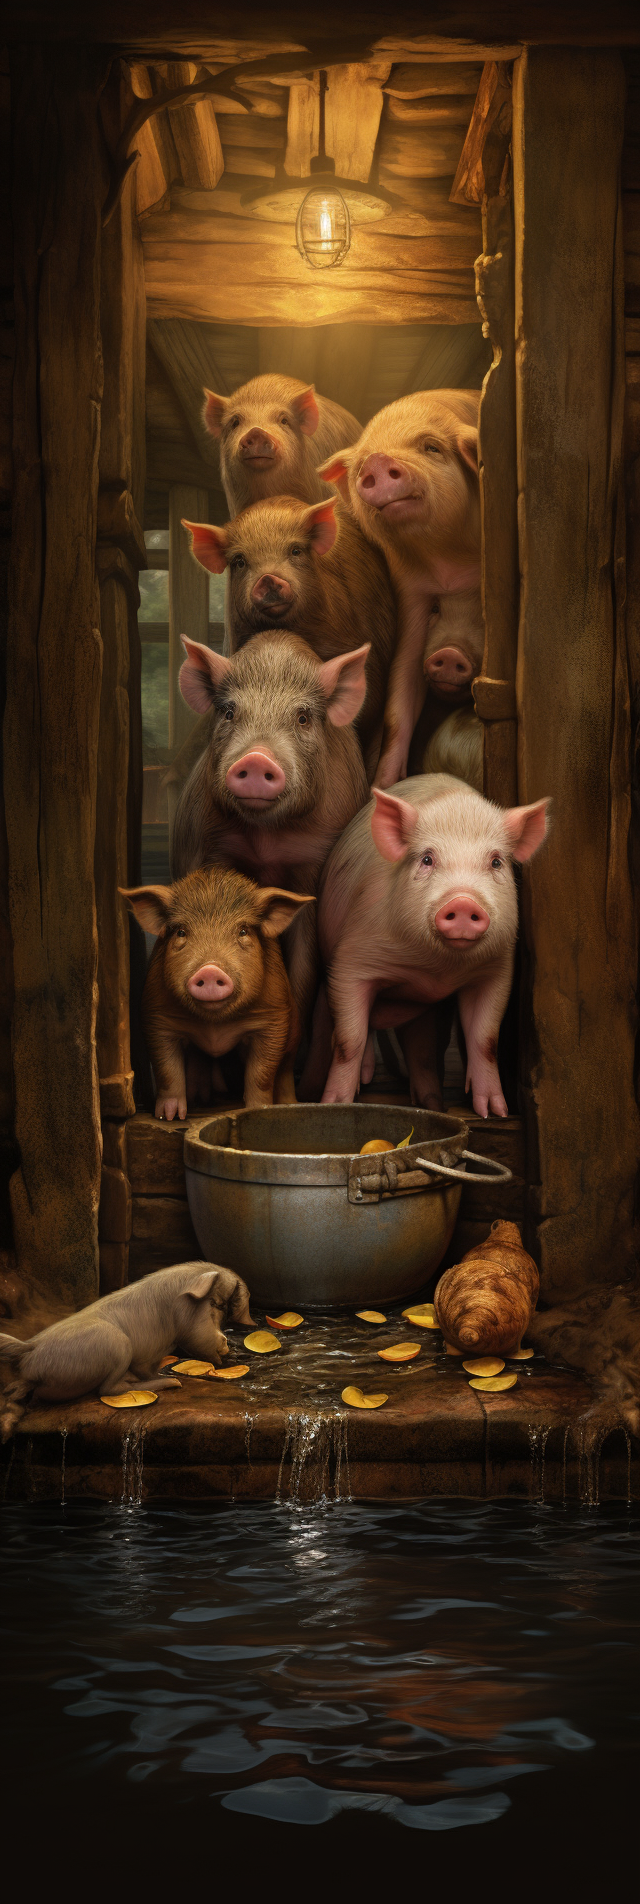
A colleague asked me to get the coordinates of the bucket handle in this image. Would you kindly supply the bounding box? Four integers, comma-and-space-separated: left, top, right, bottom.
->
413, 1149, 512, 1186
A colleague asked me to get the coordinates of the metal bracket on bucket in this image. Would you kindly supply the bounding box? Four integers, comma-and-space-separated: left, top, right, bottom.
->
348, 1148, 512, 1205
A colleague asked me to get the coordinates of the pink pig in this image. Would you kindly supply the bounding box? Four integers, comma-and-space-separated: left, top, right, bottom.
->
317, 773, 549, 1119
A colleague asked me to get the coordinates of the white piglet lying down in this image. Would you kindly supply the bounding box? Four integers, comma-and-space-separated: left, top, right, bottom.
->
318, 773, 549, 1118
0, 1262, 254, 1439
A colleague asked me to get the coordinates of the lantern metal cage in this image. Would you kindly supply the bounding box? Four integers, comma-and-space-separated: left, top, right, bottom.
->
295, 185, 351, 269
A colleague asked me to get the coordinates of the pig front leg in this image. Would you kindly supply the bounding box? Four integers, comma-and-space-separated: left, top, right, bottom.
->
283, 900, 318, 1033
148, 1028, 188, 1122
458, 961, 513, 1119
377, 592, 434, 787
322, 976, 372, 1105
244, 1025, 291, 1109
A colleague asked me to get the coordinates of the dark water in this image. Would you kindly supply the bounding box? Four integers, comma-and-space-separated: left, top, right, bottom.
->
2, 1501, 638, 1889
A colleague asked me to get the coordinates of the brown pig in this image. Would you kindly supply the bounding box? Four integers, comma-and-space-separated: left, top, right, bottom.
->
122, 868, 313, 1121
203, 373, 362, 515
171, 632, 370, 1026
182, 495, 396, 780
0, 1262, 254, 1437
319, 390, 481, 787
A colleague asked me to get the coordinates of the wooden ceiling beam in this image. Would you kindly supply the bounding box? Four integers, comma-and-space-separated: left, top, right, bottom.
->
449, 61, 513, 205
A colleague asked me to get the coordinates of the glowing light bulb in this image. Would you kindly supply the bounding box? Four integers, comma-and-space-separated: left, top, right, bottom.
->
295, 188, 351, 269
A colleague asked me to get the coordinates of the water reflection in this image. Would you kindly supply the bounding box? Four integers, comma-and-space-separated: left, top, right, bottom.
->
1, 1501, 636, 1839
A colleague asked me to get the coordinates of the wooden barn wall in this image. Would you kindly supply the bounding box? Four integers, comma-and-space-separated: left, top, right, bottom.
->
0, 48, 15, 1254
514, 47, 639, 1299
623, 53, 640, 1106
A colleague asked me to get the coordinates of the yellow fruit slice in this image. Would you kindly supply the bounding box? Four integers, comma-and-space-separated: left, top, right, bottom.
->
462, 1357, 505, 1376
172, 1359, 217, 1376
100, 1390, 158, 1408
211, 1364, 250, 1380
397, 1127, 414, 1149
342, 1386, 388, 1409
159, 1354, 178, 1368
377, 1343, 421, 1362
509, 1346, 534, 1360
356, 1310, 387, 1324
468, 1373, 518, 1392
265, 1312, 304, 1329
244, 1331, 281, 1354
360, 1138, 394, 1154
402, 1303, 438, 1328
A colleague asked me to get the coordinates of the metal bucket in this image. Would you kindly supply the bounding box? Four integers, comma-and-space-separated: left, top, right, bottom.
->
184, 1104, 512, 1309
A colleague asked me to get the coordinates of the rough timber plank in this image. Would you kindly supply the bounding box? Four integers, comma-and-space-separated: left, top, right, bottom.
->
324, 60, 390, 182
5, 46, 105, 1306
513, 48, 639, 1295
474, 192, 519, 806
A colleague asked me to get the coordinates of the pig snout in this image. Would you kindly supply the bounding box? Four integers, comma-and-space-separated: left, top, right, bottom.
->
435, 896, 490, 943
239, 428, 277, 462
251, 573, 294, 611
356, 453, 419, 510
425, 646, 474, 694
187, 964, 234, 1002
226, 749, 286, 802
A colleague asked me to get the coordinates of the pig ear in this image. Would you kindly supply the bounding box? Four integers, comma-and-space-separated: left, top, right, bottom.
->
255, 888, 316, 939
290, 384, 320, 436
370, 788, 419, 863
182, 519, 228, 575
502, 797, 550, 862
202, 388, 226, 438
318, 643, 369, 728
179, 637, 232, 713
456, 425, 479, 475
300, 497, 339, 556
119, 885, 173, 935
184, 1267, 218, 1300
317, 451, 352, 505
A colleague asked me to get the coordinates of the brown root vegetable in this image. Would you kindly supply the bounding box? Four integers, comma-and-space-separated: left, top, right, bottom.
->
433, 1221, 539, 1356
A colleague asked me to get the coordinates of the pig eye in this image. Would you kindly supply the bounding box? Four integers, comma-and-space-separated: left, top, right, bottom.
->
290, 544, 305, 557
279, 413, 291, 427
174, 924, 187, 939
421, 852, 434, 868
423, 441, 443, 455
223, 703, 235, 721
297, 708, 311, 726
230, 554, 246, 572
491, 855, 503, 869
228, 414, 241, 429
238, 924, 250, 939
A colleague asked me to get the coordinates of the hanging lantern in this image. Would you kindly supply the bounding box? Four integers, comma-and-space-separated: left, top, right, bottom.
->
295, 186, 351, 270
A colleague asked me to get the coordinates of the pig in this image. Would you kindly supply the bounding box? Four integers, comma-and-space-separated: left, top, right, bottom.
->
317, 772, 549, 1117
121, 868, 313, 1121
181, 495, 396, 781
423, 707, 483, 793
0, 1262, 254, 1439
319, 390, 482, 787
202, 373, 362, 515
171, 632, 370, 1026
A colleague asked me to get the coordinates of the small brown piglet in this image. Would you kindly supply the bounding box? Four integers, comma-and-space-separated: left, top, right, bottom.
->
202, 373, 362, 515
122, 867, 314, 1121
0, 1262, 254, 1439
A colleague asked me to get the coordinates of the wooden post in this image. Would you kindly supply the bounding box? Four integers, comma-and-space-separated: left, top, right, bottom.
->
5, 47, 105, 1306
474, 191, 518, 806
96, 64, 147, 1293
169, 484, 209, 751
512, 48, 639, 1296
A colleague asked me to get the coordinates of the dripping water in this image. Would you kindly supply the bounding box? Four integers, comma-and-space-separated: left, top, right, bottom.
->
244, 1414, 256, 1465
562, 1424, 569, 1502
129, 1425, 146, 1506
121, 1432, 130, 1503
527, 1423, 550, 1503
277, 1410, 349, 1504
60, 1430, 67, 1507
